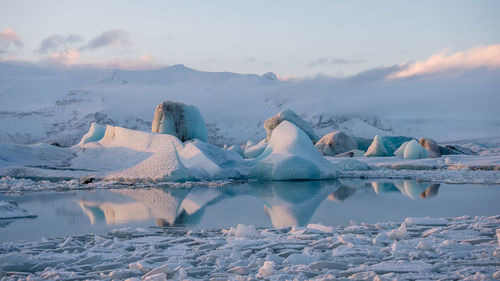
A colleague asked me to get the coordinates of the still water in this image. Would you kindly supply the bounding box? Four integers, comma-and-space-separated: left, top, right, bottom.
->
1, 179, 499, 242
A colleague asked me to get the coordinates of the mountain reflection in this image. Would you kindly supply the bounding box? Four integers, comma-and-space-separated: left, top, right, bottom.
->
76, 179, 440, 227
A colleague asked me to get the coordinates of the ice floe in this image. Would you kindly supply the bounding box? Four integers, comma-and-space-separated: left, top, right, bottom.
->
0, 215, 498, 280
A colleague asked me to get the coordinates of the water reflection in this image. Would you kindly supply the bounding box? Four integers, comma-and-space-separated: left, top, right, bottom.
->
75, 179, 440, 228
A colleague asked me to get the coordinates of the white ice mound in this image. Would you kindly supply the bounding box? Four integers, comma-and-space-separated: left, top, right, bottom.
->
180, 140, 248, 180
315, 131, 357, 156
151, 101, 208, 142
249, 121, 339, 180
74, 125, 193, 181
395, 139, 429, 159
77, 122, 106, 145
264, 109, 319, 144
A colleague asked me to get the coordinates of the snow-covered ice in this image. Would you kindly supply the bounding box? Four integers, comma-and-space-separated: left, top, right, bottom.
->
0, 215, 498, 280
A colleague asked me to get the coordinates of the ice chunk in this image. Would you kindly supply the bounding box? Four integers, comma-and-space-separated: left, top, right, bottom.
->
315, 131, 357, 156
180, 140, 247, 179
249, 121, 339, 180
225, 144, 244, 156
419, 138, 441, 158
77, 122, 106, 145
235, 224, 259, 238
394, 141, 409, 158
0, 200, 37, 219
365, 135, 414, 157
264, 109, 319, 143
243, 142, 267, 159
257, 261, 275, 276
75, 125, 193, 181
403, 139, 429, 159
151, 101, 207, 142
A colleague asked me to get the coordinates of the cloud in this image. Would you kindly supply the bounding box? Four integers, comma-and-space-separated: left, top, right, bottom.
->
0, 28, 23, 54
40, 49, 81, 66
84, 29, 131, 50
388, 44, 500, 78
307, 58, 366, 68
38, 34, 84, 54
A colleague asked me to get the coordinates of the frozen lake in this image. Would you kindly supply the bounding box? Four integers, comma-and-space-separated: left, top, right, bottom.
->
1, 179, 499, 242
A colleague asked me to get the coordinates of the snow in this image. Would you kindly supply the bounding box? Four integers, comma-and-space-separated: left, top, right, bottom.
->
0, 215, 498, 280
151, 101, 208, 142
249, 121, 339, 180
264, 109, 320, 143
0, 200, 37, 219
315, 131, 357, 156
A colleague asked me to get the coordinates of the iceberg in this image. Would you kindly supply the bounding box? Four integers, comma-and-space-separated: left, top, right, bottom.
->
399, 139, 429, 159
74, 125, 193, 181
419, 138, 441, 158
249, 121, 339, 180
151, 101, 208, 142
365, 135, 414, 157
180, 140, 247, 179
315, 131, 357, 156
77, 122, 106, 145
264, 109, 319, 144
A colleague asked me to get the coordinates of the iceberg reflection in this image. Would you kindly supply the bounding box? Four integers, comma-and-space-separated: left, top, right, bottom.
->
76, 179, 441, 228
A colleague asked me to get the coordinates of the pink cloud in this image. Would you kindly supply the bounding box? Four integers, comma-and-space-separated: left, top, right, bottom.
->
388, 44, 500, 79
0, 28, 23, 54
45, 49, 81, 65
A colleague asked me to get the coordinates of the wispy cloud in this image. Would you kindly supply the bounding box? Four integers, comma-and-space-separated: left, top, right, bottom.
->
83, 29, 131, 50
0, 28, 23, 54
38, 34, 84, 54
307, 58, 366, 68
388, 44, 500, 78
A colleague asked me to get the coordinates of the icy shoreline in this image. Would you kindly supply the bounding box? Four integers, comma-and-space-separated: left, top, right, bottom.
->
0, 215, 499, 280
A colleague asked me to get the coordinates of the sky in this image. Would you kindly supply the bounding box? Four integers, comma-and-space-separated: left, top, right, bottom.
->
1, 0, 500, 77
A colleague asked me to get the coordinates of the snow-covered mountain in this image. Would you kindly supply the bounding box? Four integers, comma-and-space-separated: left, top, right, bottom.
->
0, 62, 499, 147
